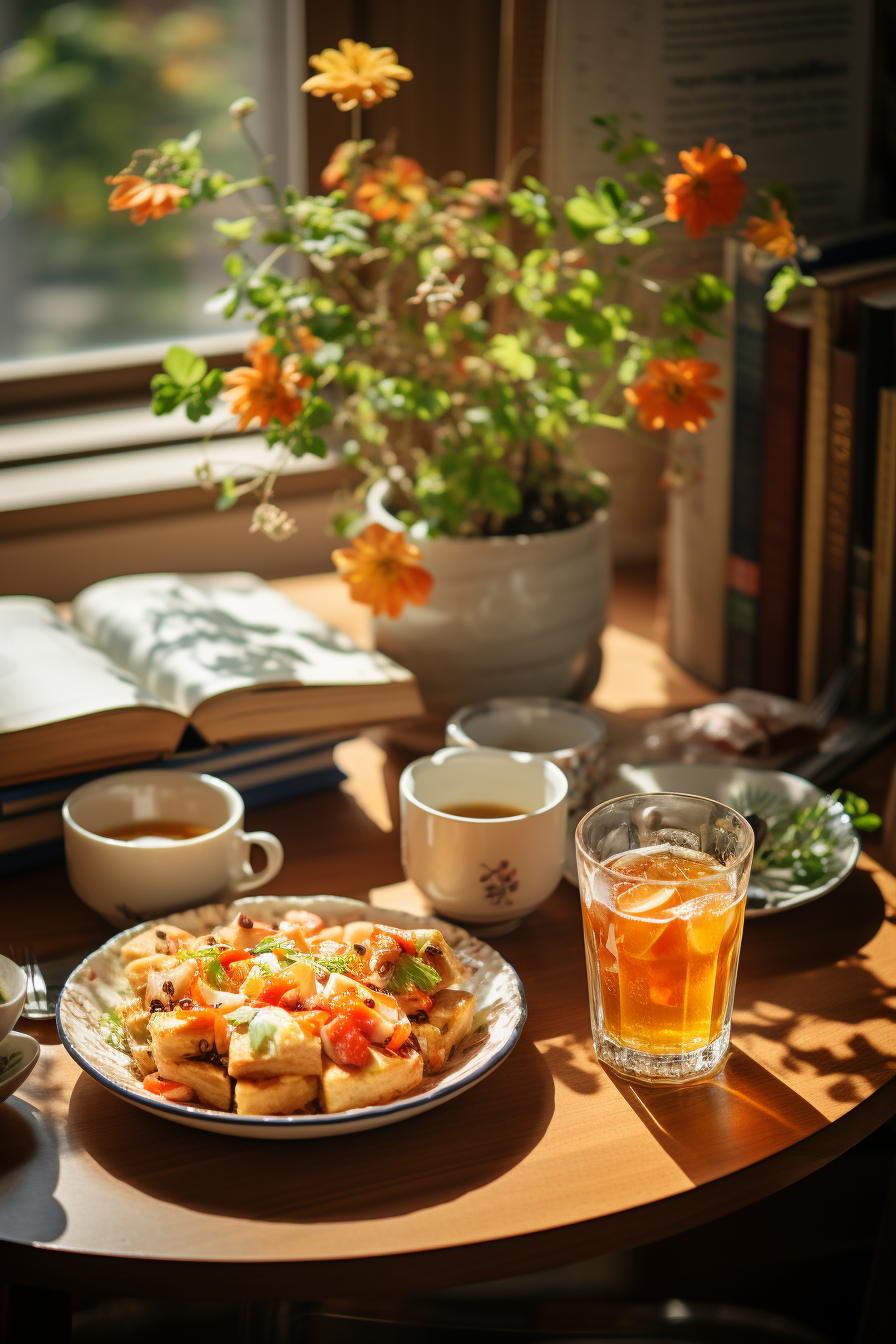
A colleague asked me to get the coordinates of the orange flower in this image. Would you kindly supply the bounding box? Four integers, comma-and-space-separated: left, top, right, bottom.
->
106, 173, 189, 225
624, 357, 724, 433
332, 522, 434, 618
452, 178, 505, 219
222, 338, 311, 432
742, 197, 798, 259
663, 139, 747, 240
302, 39, 412, 112
321, 140, 358, 192
355, 156, 427, 222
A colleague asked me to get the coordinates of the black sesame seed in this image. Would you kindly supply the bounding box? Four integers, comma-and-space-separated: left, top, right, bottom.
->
238, 914, 253, 929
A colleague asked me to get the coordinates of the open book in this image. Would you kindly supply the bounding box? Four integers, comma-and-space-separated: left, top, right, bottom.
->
0, 572, 422, 785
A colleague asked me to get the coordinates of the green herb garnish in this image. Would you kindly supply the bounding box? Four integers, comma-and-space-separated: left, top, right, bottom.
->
248, 1009, 280, 1056
99, 1008, 127, 1052
388, 954, 442, 995
176, 944, 229, 989
250, 935, 296, 957
224, 1005, 256, 1026
732, 787, 881, 888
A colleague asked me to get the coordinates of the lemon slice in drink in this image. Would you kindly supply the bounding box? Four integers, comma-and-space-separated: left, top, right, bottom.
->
617, 883, 678, 915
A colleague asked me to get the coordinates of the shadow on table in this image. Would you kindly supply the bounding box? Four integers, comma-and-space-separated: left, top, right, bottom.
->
607, 1045, 830, 1187
66, 1034, 555, 1224
0, 1095, 67, 1245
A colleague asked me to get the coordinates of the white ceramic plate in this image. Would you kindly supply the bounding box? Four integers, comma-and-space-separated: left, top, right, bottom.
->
57, 895, 526, 1139
0, 1031, 40, 1104
563, 762, 861, 917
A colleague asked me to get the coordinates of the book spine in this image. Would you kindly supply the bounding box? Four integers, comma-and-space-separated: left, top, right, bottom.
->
725, 254, 774, 688
816, 347, 858, 685
847, 301, 896, 709
868, 388, 896, 710
756, 314, 811, 697
798, 284, 837, 701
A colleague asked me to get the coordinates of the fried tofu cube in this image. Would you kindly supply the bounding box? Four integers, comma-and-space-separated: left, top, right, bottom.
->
227, 1007, 322, 1079
320, 1045, 423, 1114
234, 1074, 318, 1116
119, 999, 156, 1076
124, 953, 177, 1001
414, 989, 475, 1075
213, 917, 283, 951
415, 929, 468, 994
149, 1011, 218, 1066
157, 1058, 232, 1111
120, 923, 193, 964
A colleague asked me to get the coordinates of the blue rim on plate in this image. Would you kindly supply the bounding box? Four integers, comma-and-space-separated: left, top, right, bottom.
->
56, 897, 527, 1134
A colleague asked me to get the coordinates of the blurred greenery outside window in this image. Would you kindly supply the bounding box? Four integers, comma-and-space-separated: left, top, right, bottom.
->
0, 0, 294, 364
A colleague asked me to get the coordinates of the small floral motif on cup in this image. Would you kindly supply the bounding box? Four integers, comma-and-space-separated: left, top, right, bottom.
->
0, 1050, 23, 1078
480, 860, 519, 906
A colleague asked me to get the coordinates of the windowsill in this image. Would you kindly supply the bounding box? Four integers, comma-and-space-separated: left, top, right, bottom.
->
0, 437, 346, 535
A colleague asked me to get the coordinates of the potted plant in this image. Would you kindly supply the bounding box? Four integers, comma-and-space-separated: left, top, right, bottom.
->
104, 39, 810, 721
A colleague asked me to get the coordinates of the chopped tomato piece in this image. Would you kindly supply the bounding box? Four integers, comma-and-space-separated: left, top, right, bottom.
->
220, 949, 252, 967
373, 924, 417, 955
174, 1008, 216, 1030
386, 1021, 412, 1052
282, 909, 324, 936
143, 1073, 194, 1102
295, 1009, 330, 1035
189, 973, 204, 1003
324, 991, 382, 1038
255, 968, 308, 1007
321, 1015, 370, 1068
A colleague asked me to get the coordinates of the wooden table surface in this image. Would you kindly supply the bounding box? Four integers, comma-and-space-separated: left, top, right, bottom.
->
2, 572, 895, 1297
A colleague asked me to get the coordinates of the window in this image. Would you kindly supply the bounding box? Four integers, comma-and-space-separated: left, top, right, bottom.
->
0, 0, 304, 360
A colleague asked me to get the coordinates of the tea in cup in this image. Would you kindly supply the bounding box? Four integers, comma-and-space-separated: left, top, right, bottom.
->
399, 746, 568, 933
63, 770, 284, 927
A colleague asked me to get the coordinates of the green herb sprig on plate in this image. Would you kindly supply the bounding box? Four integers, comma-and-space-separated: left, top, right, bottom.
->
731, 786, 880, 889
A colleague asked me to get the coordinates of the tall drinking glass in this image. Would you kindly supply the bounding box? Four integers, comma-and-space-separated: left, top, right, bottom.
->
576, 793, 753, 1084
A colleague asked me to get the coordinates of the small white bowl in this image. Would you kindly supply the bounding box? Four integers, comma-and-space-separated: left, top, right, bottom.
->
0, 1031, 40, 1104
0, 954, 26, 1044
446, 697, 608, 809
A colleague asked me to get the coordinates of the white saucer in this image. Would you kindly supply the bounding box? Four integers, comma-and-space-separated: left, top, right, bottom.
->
0, 1031, 40, 1104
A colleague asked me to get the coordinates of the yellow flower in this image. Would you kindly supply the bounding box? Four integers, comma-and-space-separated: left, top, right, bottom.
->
301, 39, 412, 112
332, 523, 434, 618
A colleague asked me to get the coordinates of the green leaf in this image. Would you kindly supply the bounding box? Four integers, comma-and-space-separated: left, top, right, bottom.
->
488, 333, 536, 381
215, 476, 239, 511
225, 1006, 257, 1025
564, 195, 606, 239
162, 346, 207, 387
212, 216, 256, 242
223, 253, 245, 279
248, 1010, 280, 1056
388, 954, 443, 995
765, 265, 816, 313
99, 1008, 127, 1052
690, 273, 733, 313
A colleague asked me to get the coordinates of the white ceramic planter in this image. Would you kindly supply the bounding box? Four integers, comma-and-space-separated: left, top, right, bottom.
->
367, 480, 610, 718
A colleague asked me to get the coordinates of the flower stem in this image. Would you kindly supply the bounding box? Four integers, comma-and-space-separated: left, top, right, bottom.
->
351, 107, 362, 142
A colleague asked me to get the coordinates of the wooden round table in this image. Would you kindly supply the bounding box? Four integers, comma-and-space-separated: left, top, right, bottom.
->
2, 747, 895, 1298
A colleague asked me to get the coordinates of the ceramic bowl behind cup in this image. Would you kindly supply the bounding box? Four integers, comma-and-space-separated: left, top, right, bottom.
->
0, 954, 27, 1044
400, 746, 568, 934
446, 697, 608, 810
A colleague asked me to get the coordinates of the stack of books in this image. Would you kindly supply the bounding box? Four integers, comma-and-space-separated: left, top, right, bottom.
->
0, 571, 422, 873
672, 224, 896, 714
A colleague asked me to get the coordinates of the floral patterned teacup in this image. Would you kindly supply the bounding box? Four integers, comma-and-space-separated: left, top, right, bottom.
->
399, 747, 568, 935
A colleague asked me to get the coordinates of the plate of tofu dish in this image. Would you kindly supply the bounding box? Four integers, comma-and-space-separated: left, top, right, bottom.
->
56, 895, 526, 1138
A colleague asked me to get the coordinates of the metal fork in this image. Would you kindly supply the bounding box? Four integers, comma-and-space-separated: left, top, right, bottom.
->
9, 945, 54, 1019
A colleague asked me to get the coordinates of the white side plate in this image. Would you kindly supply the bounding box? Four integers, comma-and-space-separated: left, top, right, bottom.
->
57, 895, 526, 1139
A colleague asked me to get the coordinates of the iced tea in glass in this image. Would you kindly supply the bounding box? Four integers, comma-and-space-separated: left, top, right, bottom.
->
576, 793, 753, 1083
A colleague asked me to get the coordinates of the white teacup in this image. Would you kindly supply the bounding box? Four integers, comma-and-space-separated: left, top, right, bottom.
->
63, 770, 284, 928
399, 747, 568, 934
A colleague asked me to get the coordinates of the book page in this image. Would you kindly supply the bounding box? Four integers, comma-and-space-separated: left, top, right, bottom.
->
71, 573, 413, 718
0, 598, 172, 733
545, 0, 872, 235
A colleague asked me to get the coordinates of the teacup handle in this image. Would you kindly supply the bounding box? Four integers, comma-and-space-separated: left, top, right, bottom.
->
233, 829, 284, 892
